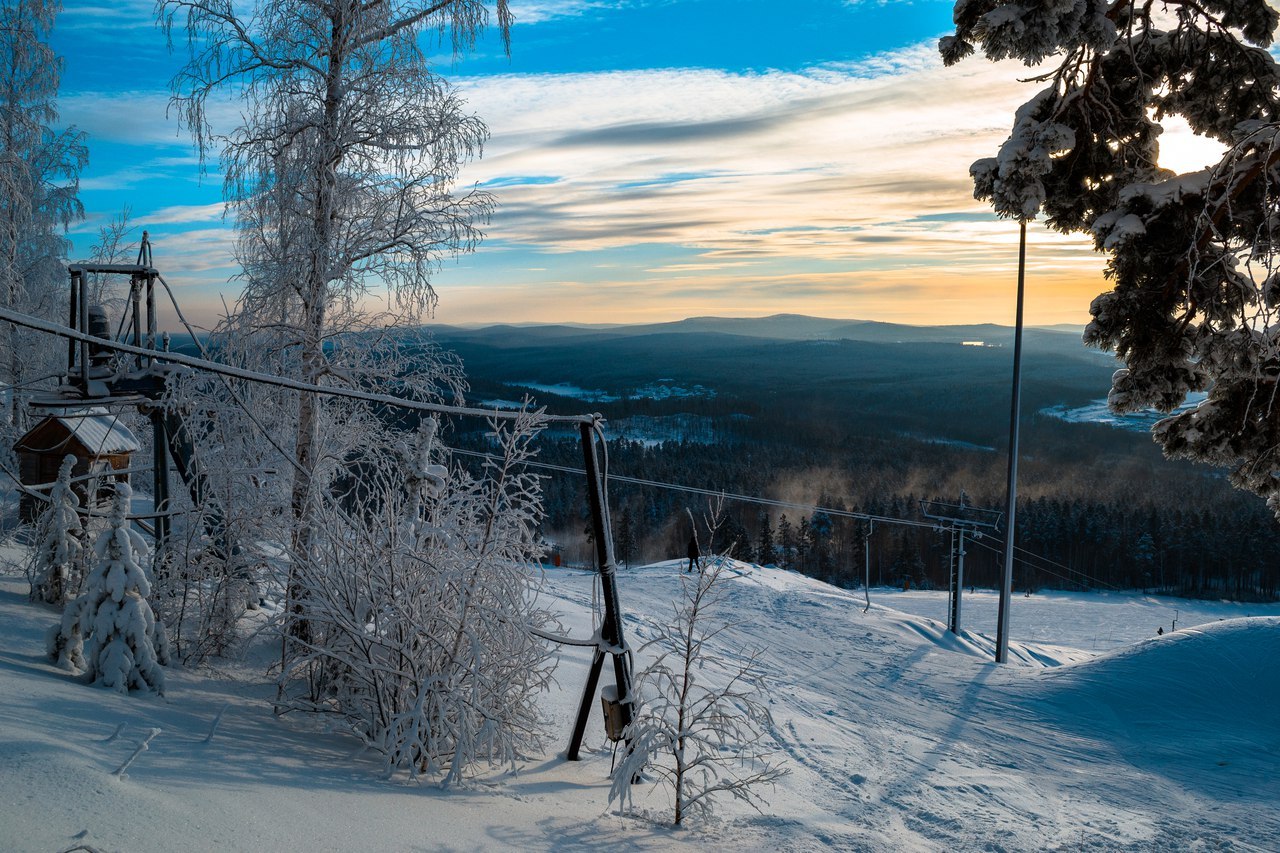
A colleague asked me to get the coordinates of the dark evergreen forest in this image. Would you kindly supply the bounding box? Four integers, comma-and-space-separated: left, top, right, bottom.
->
435, 317, 1280, 602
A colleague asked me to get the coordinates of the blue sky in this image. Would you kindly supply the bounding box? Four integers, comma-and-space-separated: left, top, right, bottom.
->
48, 0, 1221, 331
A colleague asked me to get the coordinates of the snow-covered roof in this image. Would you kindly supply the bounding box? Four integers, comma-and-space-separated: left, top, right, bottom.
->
44, 408, 140, 455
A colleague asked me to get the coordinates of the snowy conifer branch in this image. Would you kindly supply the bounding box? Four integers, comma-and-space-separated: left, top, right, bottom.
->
945, 0, 1280, 517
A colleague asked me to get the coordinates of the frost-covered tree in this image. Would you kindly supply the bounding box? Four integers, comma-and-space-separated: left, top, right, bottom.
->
276, 412, 554, 784
0, 0, 86, 433
611, 553, 787, 825
86, 206, 137, 316
943, 0, 1280, 516
47, 483, 170, 694
159, 0, 511, 625
29, 453, 83, 604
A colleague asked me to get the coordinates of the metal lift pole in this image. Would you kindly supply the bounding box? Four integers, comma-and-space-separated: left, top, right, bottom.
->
950, 529, 966, 634
567, 421, 635, 760
67, 272, 79, 373
920, 496, 1000, 636
996, 219, 1028, 664
863, 519, 873, 612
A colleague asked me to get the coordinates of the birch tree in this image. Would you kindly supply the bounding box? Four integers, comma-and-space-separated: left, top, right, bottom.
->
0, 0, 86, 433
942, 0, 1280, 516
159, 0, 511, 633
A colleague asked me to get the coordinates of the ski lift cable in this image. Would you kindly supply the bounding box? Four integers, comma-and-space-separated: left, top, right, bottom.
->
451, 446, 1110, 585
0, 303, 598, 426
449, 446, 941, 531
980, 535, 1123, 591
964, 535, 1122, 591
4, 303, 1113, 585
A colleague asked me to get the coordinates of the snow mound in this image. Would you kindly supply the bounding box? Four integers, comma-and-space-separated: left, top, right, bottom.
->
1031, 616, 1280, 746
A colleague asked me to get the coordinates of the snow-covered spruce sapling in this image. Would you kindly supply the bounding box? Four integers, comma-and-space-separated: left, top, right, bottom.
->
29, 454, 84, 605
610, 555, 787, 825
47, 483, 170, 694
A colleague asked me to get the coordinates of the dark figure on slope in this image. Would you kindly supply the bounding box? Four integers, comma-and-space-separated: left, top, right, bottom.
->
686, 536, 699, 573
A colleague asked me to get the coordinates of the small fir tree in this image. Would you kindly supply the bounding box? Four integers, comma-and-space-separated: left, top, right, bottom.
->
47, 482, 169, 694
755, 511, 775, 566
29, 454, 83, 604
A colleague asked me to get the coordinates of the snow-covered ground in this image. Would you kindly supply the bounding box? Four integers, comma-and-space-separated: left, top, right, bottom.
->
1041, 392, 1208, 432
506, 381, 620, 403
2, 552, 1277, 851
862, 586, 1280, 651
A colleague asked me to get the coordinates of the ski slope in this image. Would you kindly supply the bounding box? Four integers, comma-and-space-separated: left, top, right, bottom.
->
1, 554, 1277, 851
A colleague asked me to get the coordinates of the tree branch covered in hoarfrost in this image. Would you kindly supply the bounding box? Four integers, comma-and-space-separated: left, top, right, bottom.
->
156, 0, 511, 647
0, 0, 85, 434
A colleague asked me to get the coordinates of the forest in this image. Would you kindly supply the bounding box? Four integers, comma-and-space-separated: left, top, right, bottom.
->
437, 318, 1280, 602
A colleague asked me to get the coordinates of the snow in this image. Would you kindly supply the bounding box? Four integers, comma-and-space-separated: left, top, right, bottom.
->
504, 380, 714, 406
507, 381, 620, 402
1042, 392, 1208, 432
630, 381, 715, 401
2, 550, 1278, 850
863, 586, 1280, 651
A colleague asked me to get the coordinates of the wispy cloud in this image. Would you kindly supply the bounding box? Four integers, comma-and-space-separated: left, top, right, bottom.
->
142, 202, 228, 225
455, 45, 1056, 263
438, 42, 1223, 324
506, 1, 613, 25
60, 0, 159, 31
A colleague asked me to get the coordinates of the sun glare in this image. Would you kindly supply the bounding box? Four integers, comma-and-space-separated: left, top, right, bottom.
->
1158, 114, 1227, 174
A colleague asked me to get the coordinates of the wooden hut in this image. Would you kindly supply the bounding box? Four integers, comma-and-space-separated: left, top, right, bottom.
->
15, 409, 140, 522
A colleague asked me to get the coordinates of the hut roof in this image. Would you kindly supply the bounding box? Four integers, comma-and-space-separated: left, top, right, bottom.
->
16, 408, 140, 456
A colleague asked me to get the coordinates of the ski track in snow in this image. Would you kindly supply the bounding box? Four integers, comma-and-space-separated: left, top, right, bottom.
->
2, 551, 1278, 852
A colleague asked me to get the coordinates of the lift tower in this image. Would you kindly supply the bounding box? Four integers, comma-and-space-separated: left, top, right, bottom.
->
919, 495, 1002, 635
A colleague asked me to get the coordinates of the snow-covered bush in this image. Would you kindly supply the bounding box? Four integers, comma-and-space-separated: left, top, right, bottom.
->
611, 554, 787, 825
47, 482, 170, 694
153, 517, 255, 665
276, 413, 554, 784
29, 454, 84, 605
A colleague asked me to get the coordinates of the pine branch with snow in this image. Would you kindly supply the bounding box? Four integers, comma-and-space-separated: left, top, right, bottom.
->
944, 0, 1280, 517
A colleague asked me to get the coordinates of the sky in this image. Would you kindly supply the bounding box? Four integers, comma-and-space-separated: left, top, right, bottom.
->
49, 0, 1226, 332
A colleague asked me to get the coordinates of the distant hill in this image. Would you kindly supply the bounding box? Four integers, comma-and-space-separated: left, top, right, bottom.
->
423, 314, 1096, 349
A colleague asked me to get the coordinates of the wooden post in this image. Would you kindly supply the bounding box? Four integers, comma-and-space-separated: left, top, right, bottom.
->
67, 272, 79, 373
151, 410, 170, 567
567, 421, 635, 761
